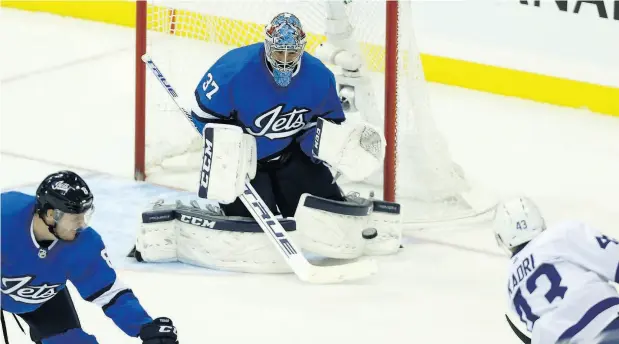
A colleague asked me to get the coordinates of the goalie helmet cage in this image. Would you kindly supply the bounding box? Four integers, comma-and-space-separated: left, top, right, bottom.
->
134, 0, 496, 224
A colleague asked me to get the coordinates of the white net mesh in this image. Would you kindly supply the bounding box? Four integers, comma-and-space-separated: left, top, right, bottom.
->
142, 0, 495, 224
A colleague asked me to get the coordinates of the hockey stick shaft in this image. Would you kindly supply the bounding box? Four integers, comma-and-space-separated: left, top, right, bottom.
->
141, 54, 376, 283
141, 56, 197, 131
1, 311, 8, 344
505, 314, 531, 344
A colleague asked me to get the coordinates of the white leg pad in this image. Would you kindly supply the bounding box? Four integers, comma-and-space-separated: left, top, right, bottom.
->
134, 200, 298, 274
177, 220, 296, 274
363, 200, 403, 256
294, 194, 372, 259
135, 202, 179, 263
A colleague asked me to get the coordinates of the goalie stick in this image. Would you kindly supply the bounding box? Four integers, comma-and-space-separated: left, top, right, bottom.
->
141, 54, 377, 283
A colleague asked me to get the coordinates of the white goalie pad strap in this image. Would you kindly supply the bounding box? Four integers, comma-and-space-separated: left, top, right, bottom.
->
312, 117, 385, 181
135, 202, 179, 263
198, 123, 257, 204
363, 200, 403, 256
294, 193, 372, 259
174, 205, 296, 274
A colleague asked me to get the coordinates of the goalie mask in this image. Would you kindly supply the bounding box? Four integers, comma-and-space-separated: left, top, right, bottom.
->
264, 12, 306, 87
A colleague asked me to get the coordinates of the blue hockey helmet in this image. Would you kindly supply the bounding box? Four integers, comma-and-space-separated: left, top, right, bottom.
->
264, 12, 307, 87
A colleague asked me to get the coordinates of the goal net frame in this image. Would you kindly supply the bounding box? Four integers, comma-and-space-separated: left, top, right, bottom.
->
133, 0, 399, 201
132, 0, 495, 224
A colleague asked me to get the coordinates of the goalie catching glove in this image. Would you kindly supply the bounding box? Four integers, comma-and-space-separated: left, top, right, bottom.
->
198, 123, 257, 204
312, 117, 385, 181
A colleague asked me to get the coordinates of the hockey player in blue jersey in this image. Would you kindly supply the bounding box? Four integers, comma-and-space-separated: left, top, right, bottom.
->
494, 197, 619, 344
1, 171, 179, 344
190, 12, 352, 216
131, 12, 403, 272
187, 12, 403, 260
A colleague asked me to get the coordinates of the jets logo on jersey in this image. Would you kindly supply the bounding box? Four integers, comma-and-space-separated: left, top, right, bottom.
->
246, 104, 310, 139
1, 275, 62, 304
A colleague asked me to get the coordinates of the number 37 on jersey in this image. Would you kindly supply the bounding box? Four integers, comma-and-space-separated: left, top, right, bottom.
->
202, 73, 219, 100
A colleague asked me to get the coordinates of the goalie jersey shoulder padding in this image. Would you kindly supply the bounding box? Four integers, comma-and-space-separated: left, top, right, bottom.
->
190, 42, 345, 160
506, 220, 619, 343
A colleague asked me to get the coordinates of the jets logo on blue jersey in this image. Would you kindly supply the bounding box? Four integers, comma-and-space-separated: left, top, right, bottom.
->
1, 275, 62, 304
246, 104, 310, 139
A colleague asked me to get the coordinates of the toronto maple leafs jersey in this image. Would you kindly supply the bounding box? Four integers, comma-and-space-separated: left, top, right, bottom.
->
1, 191, 152, 337
190, 42, 346, 161
506, 220, 619, 344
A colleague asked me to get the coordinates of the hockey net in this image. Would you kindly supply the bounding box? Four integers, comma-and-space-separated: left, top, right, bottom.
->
135, 0, 495, 224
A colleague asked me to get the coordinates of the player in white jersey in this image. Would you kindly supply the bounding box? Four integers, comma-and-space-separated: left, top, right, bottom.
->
493, 197, 619, 344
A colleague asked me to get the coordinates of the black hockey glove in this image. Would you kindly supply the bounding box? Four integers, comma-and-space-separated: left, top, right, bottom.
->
139, 317, 178, 344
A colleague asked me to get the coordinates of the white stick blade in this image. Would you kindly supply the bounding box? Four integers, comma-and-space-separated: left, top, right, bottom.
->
301, 258, 378, 284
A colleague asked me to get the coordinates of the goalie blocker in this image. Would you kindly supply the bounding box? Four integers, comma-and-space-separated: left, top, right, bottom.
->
198, 123, 257, 204
131, 196, 401, 274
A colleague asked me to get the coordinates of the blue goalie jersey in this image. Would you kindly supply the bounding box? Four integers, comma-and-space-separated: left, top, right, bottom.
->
0, 191, 152, 337
190, 42, 346, 160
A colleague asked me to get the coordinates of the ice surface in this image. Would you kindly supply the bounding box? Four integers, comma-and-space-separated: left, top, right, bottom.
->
2, 8, 618, 344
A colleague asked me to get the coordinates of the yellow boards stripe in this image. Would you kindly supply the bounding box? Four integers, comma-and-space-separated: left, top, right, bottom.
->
2, 1, 136, 27
3, 1, 618, 117
423, 56, 619, 117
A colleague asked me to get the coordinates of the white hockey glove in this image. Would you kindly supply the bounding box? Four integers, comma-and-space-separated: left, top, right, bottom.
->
198, 123, 257, 204
312, 117, 385, 181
